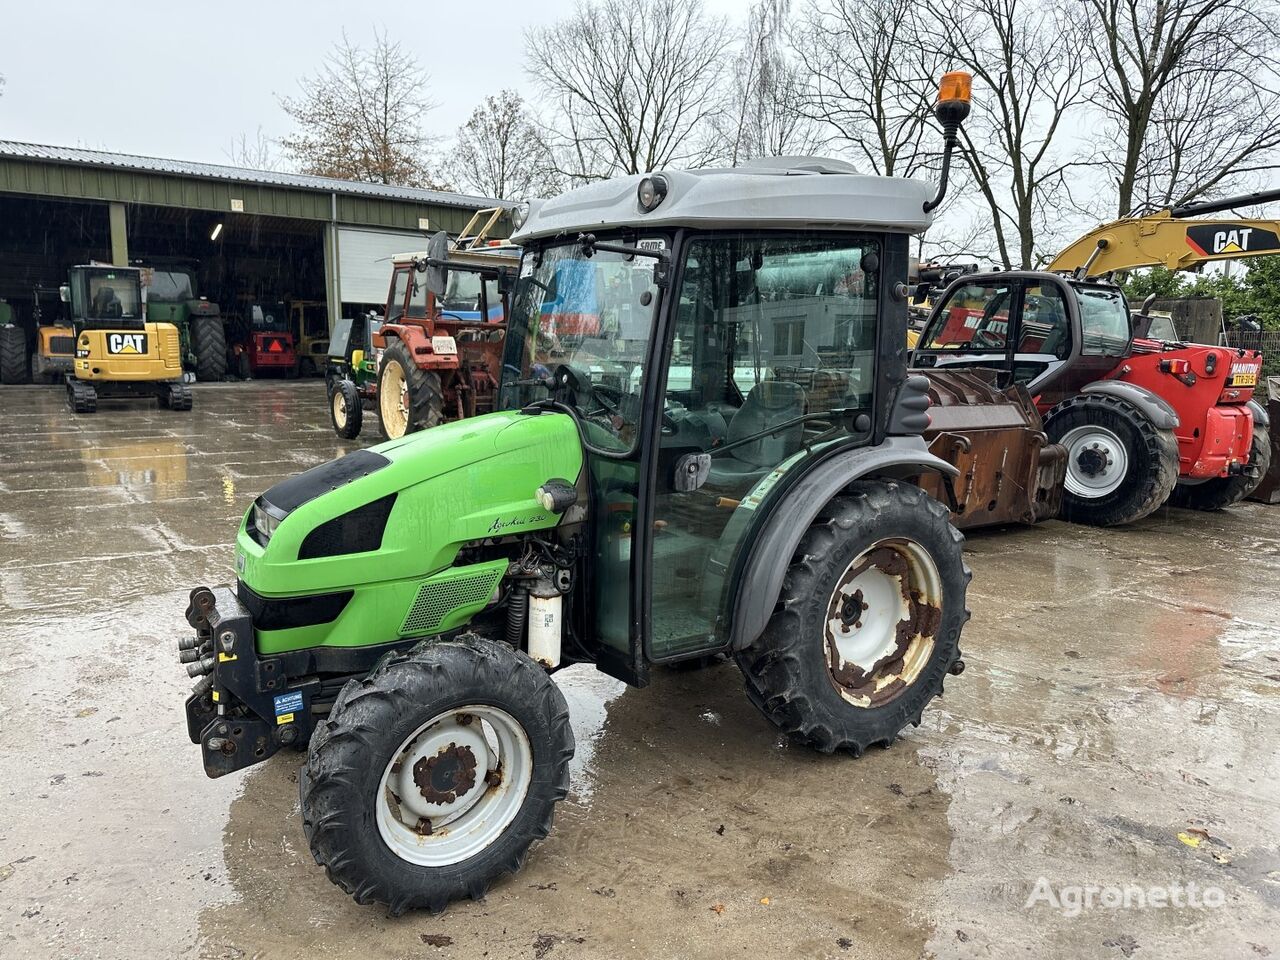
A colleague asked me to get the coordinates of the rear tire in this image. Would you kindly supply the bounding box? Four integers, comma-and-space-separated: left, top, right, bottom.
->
735, 482, 970, 756
1168, 424, 1271, 511
191, 315, 227, 382
330, 379, 363, 439
377, 339, 444, 440
300, 636, 573, 914
1045, 394, 1179, 526
0, 325, 30, 384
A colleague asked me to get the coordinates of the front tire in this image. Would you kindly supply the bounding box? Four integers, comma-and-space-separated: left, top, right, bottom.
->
1045, 394, 1179, 526
329, 378, 363, 439
191, 315, 227, 382
1168, 424, 1271, 511
377, 339, 444, 440
736, 482, 970, 756
301, 636, 573, 914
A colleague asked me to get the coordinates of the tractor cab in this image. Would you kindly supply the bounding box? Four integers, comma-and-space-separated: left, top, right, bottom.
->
494, 161, 947, 674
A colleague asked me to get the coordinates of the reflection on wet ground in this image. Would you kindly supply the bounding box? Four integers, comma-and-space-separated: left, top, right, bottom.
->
0, 383, 1277, 959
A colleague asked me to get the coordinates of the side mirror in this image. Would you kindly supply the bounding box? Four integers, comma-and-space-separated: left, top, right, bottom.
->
913, 282, 931, 305
673, 452, 711, 493
423, 230, 449, 297
59, 285, 70, 303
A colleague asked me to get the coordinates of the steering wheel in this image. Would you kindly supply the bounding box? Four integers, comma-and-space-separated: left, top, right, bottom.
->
972, 328, 1004, 350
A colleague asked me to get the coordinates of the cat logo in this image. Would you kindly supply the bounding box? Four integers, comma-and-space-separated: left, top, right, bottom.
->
106, 333, 148, 355
1186, 224, 1280, 258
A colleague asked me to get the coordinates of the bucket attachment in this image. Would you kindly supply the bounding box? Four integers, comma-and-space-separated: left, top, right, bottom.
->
916, 369, 1067, 530
1247, 376, 1280, 504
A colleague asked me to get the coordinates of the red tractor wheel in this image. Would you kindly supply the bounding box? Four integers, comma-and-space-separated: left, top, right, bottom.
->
377, 339, 444, 440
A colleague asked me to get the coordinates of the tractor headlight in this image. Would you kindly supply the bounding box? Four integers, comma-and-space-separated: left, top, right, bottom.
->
252, 501, 281, 543
637, 175, 668, 212
511, 202, 530, 230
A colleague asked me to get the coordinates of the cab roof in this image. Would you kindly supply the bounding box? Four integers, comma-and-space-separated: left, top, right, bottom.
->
512, 157, 936, 244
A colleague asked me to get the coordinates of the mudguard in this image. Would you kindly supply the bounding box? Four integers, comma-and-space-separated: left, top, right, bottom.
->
1247, 397, 1269, 430
726, 436, 958, 651
1079, 380, 1179, 429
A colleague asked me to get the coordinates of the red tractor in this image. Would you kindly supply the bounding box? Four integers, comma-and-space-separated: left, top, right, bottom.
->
912, 272, 1268, 526
363, 223, 519, 439
227, 301, 299, 379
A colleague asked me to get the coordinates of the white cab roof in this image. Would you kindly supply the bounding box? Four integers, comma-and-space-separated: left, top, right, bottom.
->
512, 158, 935, 244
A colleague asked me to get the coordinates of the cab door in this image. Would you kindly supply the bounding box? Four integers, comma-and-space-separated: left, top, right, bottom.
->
642, 231, 884, 662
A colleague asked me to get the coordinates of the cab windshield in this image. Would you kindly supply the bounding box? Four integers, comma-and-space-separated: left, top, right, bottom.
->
501, 240, 662, 453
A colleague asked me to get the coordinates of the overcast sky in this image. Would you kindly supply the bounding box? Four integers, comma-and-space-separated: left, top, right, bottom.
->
0, 0, 745, 165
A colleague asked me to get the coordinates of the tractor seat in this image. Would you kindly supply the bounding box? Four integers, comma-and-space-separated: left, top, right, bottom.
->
707, 380, 807, 488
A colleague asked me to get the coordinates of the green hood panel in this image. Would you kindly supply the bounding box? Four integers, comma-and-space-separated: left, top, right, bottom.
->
237, 410, 582, 599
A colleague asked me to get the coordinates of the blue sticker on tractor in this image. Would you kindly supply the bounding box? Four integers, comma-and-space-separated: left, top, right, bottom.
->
273, 691, 304, 716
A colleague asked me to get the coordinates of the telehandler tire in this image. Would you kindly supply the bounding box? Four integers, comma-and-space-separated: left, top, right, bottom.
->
329, 378, 363, 439
1168, 424, 1271, 511
300, 635, 573, 914
736, 481, 969, 756
191, 315, 227, 382
0, 325, 30, 384
1045, 394, 1178, 526
377, 339, 444, 440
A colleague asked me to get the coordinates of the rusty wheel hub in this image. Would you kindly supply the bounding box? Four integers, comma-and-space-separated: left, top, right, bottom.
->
823, 539, 942, 708
377, 705, 532, 867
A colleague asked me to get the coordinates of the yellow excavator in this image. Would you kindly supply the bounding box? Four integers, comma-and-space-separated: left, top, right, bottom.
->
63, 264, 191, 413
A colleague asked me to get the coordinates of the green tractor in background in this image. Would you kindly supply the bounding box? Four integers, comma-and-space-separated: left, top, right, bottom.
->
180, 75, 975, 916
143, 263, 227, 381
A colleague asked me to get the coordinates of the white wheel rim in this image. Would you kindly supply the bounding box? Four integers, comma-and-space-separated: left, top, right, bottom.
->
332, 391, 347, 428
380, 361, 409, 437
376, 704, 532, 867
824, 539, 942, 708
1061, 425, 1129, 498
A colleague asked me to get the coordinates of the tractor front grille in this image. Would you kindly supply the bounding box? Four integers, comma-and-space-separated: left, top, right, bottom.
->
400, 568, 503, 636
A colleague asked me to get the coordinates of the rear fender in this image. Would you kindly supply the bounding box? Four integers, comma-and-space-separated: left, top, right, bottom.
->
726, 437, 958, 651
1247, 398, 1270, 430
1079, 380, 1179, 430
381, 322, 459, 370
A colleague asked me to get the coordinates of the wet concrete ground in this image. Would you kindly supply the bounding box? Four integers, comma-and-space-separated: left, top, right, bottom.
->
0, 381, 1277, 960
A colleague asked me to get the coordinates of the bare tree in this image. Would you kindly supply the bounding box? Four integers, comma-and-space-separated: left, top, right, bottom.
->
1082, 0, 1280, 216
525, 0, 732, 181
225, 128, 278, 171
792, 0, 945, 177
720, 1, 821, 163
938, 0, 1097, 269
445, 91, 560, 200
279, 30, 440, 187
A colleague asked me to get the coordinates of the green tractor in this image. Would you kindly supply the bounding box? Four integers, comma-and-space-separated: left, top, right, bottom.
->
180, 75, 975, 914
324, 311, 383, 438
144, 263, 227, 381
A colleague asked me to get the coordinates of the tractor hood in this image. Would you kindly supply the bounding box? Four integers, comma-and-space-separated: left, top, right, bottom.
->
236, 410, 583, 597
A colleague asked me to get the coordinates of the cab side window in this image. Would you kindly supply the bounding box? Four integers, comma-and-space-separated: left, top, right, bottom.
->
1017, 284, 1070, 359
387, 268, 410, 322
